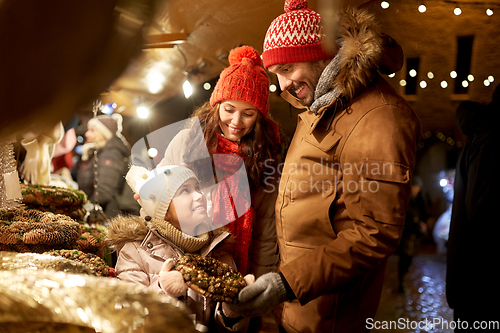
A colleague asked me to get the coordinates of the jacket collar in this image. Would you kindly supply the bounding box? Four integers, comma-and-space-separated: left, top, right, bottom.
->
281, 90, 345, 134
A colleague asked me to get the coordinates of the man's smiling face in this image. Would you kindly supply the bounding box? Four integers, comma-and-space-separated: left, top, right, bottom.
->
268, 60, 330, 107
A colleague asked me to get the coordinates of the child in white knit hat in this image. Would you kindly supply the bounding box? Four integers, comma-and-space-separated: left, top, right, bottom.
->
107, 164, 252, 332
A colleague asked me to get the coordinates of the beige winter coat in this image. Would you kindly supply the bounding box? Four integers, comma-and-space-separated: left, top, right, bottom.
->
274, 8, 421, 333
107, 215, 249, 332
159, 129, 279, 277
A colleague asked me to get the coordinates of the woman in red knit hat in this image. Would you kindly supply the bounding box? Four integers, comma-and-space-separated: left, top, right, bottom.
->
160, 45, 282, 276
159, 45, 282, 329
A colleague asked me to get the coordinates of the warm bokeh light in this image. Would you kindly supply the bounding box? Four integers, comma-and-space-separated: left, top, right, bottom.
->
183, 80, 193, 98
137, 106, 149, 119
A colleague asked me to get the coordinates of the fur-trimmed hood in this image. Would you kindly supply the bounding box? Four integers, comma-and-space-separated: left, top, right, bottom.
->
331, 7, 402, 101
106, 214, 236, 255
106, 214, 149, 252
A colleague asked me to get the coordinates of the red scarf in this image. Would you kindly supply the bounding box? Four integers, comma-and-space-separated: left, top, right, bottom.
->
212, 134, 254, 274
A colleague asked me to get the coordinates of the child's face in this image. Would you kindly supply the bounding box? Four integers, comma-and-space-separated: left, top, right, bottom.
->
167, 178, 208, 236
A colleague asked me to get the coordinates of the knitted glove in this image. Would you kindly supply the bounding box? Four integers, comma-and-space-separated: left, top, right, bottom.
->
159, 259, 188, 297
226, 272, 287, 318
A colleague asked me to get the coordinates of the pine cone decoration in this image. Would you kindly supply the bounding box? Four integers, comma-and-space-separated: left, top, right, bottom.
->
0, 208, 81, 253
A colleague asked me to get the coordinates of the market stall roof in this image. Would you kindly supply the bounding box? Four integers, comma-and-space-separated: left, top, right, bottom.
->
103, 0, 373, 116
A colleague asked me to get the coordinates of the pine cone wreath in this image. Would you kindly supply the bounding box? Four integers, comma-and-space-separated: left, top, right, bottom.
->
44, 249, 112, 277
20, 184, 87, 222
0, 208, 81, 253
20, 184, 87, 207
76, 226, 107, 258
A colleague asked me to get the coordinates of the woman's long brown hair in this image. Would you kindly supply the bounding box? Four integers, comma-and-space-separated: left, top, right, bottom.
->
182, 101, 283, 194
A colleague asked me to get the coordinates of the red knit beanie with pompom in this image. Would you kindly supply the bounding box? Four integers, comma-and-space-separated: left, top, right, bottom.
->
210, 45, 270, 116
262, 0, 332, 69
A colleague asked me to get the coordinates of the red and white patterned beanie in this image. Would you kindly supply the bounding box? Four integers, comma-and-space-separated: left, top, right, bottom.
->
262, 0, 332, 69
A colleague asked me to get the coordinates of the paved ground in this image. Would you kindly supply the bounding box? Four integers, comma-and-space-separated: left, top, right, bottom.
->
373, 244, 454, 333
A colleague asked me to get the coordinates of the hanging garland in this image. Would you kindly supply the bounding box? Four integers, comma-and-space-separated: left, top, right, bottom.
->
417, 130, 464, 150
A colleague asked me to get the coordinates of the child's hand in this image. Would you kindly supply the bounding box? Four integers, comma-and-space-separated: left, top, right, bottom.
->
243, 274, 255, 286
159, 259, 188, 297
220, 274, 256, 318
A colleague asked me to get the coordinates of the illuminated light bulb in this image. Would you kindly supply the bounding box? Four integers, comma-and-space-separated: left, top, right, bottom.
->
147, 70, 165, 94
137, 106, 149, 119
381, 1, 389, 9
269, 84, 277, 92
484, 79, 491, 86
418, 5, 426, 13
101, 103, 114, 115
183, 80, 193, 98
450, 71, 457, 79
148, 148, 158, 158
440, 179, 448, 187
388, 73, 395, 78
486, 9, 493, 16
399, 79, 407, 86
420, 81, 427, 88
441, 81, 448, 88
409, 69, 417, 77
203, 82, 211, 90
462, 80, 469, 88
467, 74, 474, 82
427, 72, 434, 79
488, 75, 495, 82
454, 7, 462, 15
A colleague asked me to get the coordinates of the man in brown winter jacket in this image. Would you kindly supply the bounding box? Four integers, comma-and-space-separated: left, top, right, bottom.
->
228, 1, 421, 332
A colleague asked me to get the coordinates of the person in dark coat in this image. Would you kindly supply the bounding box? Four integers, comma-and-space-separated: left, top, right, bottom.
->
446, 84, 500, 331
75, 113, 133, 218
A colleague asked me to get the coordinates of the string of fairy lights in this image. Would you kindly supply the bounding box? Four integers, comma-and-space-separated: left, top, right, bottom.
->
379, 1, 499, 90
380, 0, 498, 16
389, 71, 495, 90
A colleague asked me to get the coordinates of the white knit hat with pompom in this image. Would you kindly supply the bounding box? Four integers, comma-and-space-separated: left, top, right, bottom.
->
125, 165, 198, 220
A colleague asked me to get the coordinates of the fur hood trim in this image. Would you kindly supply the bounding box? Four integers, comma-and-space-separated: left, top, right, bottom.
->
333, 8, 388, 101
106, 215, 148, 251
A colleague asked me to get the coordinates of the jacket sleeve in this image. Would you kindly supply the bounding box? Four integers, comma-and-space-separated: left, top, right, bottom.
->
250, 188, 279, 278
465, 136, 498, 222
92, 145, 127, 207
281, 104, 419, 305
115, 242, 162, 293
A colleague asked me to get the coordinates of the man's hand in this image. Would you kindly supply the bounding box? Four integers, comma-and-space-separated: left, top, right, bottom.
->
226, 272, 288, 318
